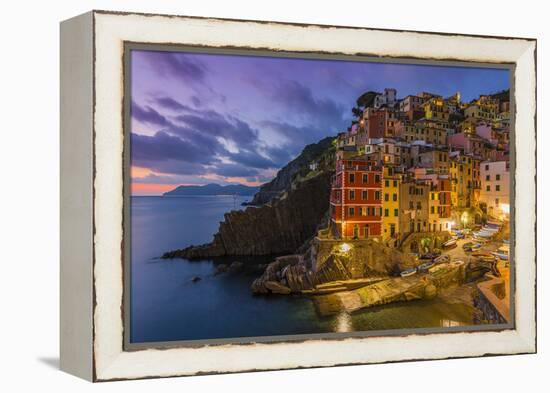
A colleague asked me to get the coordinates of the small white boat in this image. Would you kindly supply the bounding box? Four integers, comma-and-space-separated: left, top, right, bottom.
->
451, 260, 465, 267
434, 254, 450, 264
400, 268, 417, 277
442, 239, 457, 249
491, 246, 509, 260
418, 261, 435, 271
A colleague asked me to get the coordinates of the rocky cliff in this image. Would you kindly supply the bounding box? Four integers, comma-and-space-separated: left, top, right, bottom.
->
163, 170, 334, 259
249, 136, 335, 205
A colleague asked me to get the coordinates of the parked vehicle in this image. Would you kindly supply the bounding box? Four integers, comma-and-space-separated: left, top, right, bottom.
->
400, 268, 417, 277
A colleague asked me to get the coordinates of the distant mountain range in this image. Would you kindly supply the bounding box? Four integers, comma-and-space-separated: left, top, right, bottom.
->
163, 183, 260, 196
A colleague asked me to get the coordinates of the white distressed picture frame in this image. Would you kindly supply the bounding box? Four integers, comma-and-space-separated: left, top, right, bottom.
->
60, 10, 536, 382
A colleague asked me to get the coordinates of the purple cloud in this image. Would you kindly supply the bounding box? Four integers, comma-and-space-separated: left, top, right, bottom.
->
139, 50, 207, 82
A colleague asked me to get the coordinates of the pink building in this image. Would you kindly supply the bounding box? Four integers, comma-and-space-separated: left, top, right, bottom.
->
476, 122, 498, 146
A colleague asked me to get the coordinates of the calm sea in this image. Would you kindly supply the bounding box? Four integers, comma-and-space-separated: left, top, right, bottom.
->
130, 196, 474, 343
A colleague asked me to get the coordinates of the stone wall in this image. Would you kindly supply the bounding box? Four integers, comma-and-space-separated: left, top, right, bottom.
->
312, 238, 416, 278
473, 278, 510, 324
399, 231, 452, 254
313, 261, 466, 316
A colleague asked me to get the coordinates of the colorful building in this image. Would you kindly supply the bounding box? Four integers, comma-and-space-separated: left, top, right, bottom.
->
330, 158, 383, 239
330, 87, 510, 244
449, 152, 481, 209
399, 180, 430, 234
414, 119, 448, 146
382, 166, 401, 241
423, 96, 450, 123
479, 160, 510, 219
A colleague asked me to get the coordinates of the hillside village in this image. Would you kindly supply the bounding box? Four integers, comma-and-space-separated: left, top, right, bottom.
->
328, 88, 510, 246
165, 87, 512, 324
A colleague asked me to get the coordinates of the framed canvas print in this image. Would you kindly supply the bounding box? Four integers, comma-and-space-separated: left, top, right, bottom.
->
60, 10, 537, 381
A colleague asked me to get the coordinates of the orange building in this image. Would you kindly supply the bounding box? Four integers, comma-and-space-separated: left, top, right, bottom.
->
330, 158, 383, 239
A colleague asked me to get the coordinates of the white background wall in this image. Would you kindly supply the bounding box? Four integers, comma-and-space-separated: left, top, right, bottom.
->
0, 0, 546, 391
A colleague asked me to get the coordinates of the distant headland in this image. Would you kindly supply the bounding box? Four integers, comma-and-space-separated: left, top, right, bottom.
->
163, 183, 260, 197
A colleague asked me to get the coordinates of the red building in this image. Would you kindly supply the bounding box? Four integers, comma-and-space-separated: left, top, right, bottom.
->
330, 158, 383, 239
435, 177, 452, 218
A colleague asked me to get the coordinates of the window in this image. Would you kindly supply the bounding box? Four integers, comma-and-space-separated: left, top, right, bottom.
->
393, 180, 397, 187
486, 185, 490, 191
349, 173, 355, 183
349, 190, 355, 200
384, 209, 389, 217
486, 175, 490, 181
349, 207, 355, 216
416, 202, 422, 210
363, 174, 369, 183
496, 174, 501, 181
375, 174, 380, 183
375, 191, 381, 200
495, 198, 499, 206
362, 190, 368, 200
409, 201, 414, 209
393, 193, 397, 202
496, 185, 500, 191
431, 206, 435, 214
385, 193, 389, 202
394, 208, 398, 216
385, 180, 389, 187
485, 164, 489, 170
361, 207, 367, 216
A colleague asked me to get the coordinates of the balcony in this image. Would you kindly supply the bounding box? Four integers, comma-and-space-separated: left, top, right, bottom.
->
336, 162, 383, 173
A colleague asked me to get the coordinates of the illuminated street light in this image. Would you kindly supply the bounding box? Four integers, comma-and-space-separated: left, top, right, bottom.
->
339, 243, 352, 254
500, 203, 510, 215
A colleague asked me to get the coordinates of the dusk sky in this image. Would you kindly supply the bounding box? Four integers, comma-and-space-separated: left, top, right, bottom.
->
130, 49, 510, 195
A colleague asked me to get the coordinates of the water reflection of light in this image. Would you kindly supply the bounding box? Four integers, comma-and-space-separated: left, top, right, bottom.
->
335, 312, 353, 332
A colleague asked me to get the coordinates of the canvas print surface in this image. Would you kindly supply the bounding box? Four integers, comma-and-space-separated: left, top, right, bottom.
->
128, 48, 512, 344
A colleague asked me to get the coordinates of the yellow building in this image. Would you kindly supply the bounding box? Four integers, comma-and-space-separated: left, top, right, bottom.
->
382, 166, 401, 241
414, 119, 448, 146
423, 97, 450, 122
449, 153, 481, 209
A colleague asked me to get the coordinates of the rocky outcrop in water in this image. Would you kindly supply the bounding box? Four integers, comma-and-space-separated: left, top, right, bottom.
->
163, 171, 333, 259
